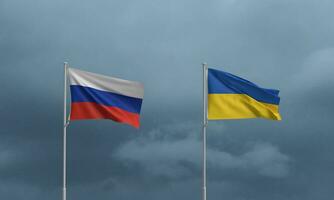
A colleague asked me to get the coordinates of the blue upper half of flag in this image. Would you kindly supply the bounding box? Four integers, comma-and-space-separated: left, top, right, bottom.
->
208, 68, 280, 105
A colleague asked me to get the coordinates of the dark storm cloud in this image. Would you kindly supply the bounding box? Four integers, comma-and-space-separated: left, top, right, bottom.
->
1, 0, 334, 200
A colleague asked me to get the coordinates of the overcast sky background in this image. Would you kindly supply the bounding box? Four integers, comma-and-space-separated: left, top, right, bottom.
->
1, 0, 334, 199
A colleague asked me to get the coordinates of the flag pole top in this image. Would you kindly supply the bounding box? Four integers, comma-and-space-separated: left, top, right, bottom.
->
202, 63, 208, 69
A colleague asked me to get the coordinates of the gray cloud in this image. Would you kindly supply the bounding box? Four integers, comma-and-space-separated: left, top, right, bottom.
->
115, 122, 290, 179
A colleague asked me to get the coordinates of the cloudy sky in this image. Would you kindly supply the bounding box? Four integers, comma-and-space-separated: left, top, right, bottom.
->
1, 0, 334, 199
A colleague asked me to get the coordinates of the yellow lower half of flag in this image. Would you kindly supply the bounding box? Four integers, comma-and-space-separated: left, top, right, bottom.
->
208, 94, 281, 120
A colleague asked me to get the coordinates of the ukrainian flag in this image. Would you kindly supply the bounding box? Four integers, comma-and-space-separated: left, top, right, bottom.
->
208, 68, 281, 120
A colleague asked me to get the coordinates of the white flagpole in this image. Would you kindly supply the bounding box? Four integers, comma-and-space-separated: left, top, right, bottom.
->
63, 62, 69, 200
202, 63, 208, 200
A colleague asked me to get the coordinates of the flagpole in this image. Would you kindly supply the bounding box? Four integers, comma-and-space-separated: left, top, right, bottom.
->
202, 63, 208, 200
63, 62, 69, 200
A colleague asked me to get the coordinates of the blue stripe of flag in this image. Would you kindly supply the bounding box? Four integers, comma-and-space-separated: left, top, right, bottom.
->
208, 68, 280, 105
70, 85, 143, 114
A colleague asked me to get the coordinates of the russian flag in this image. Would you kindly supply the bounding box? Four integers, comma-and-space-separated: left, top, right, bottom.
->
68, 68, 144, 128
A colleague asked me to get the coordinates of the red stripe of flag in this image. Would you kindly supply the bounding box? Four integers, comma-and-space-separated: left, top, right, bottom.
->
70, 102, 140, 128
